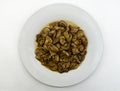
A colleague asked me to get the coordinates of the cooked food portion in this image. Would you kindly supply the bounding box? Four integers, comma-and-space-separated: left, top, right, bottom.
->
35, 20, 88, 73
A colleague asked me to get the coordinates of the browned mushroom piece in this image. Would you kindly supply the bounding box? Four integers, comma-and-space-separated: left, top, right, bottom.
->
69, 63, 79, 69
72, 48, 80, 54
36, 34, 41, 42
67, 33, 72, 42
35, 20, 88, 73
58, 20, 67, 28
53, 38, 59, 44
50, 65, 58, 71
37, 38, 45, 46
45, 36, 52, 44
60, 36, 66, 45
77, 30, 84, 38
81, 37, 87, 44
55, 43, 61, 49
71, 43, 77, 48
72, 27, 79, 33
42, 27, 50, 34
53, 55, 60, 62
48, 44, 59, 52
72, 35, 77, 42
73, 40, 78, 45
56, 29, 62, 38
49, 21, 58, 28
49, 51, 56, 56
63, 31, 69, 42
80, 49, 87, 56
79, 45, 84, 52
47, 61, 58, 71
61, 43, 70, 50
40, 27, 50, 37
62, 50, 70, 57
48, 29, 55, 37
81, 37, 88, 46
57, 62, 64, 73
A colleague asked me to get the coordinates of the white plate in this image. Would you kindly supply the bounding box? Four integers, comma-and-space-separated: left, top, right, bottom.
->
18, 3, 103, 87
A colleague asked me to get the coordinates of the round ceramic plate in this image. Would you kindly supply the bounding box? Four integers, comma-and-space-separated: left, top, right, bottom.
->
18, 3, 103, 87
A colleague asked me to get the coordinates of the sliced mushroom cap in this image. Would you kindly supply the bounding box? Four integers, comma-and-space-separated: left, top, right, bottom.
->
60, 36, 66, 45
58, 20, 67, 28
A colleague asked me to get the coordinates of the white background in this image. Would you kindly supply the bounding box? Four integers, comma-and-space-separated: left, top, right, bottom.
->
0, 0, 120, 91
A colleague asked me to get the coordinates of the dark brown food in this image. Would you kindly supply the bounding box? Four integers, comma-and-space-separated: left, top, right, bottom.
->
35, 20, 88, 73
